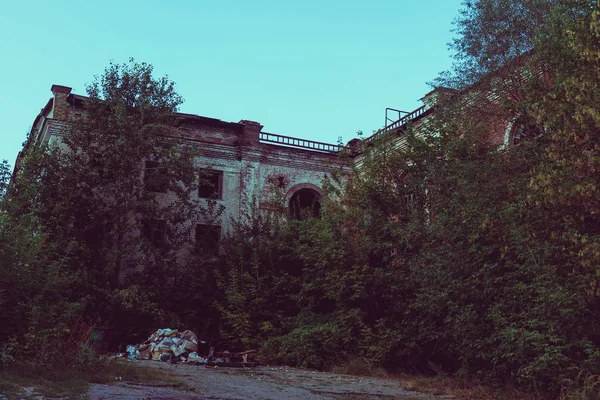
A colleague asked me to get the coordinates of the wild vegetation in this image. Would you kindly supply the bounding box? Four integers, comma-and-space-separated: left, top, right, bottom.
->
2, 0, 600, 398
209, 0, 600, 396
0, 59, 222, 376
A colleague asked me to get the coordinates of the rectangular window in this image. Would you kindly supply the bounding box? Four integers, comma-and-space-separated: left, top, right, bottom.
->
84, 221, 112, 249
195, 224, 221, 255
198, 170, 223, 199
404, 192, 416, 210
142, 219, 167, 247
400, 172, 418, 218
144, 161, 168, 193
89, 153, 115, 180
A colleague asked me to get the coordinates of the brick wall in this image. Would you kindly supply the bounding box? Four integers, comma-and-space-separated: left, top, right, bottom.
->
30, 85, 350, 234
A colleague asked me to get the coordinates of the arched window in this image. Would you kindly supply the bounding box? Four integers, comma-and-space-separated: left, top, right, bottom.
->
289, 188, 321, 220
509, 116, 544, 146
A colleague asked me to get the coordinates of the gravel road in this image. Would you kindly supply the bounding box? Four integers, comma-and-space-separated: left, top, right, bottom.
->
88, 360, 442, 400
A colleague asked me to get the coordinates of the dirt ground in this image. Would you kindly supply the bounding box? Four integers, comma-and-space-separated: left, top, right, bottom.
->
88, 360, 443, 400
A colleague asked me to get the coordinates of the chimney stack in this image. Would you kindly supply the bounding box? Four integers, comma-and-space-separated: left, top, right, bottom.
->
50, 84, 72, 121
238, 120, 263, 144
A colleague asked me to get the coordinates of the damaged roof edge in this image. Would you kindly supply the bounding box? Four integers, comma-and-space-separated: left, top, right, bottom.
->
32, 85, 342, 150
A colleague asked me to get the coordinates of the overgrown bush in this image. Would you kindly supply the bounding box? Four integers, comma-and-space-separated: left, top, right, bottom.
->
4, 2, 600, 397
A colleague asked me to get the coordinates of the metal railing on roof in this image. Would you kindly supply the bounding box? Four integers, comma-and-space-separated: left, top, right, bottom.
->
259, 132, 342, 153
258, 105, 427, 154
364, 105, 428, 145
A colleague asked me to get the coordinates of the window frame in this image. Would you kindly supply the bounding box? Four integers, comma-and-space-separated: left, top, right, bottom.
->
142, 218, 167, 248
508, 116, 544, 147
195, 224, 222, 255
144, 160, 169, 193
198, 169, 223, 200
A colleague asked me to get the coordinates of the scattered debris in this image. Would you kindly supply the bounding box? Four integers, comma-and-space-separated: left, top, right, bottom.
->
125, 328, 258, 367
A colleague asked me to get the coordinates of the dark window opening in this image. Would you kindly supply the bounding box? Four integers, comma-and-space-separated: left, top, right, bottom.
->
400, 172, 419, 219
277, 176, 286, 188
144, 161, 168, 193
511, 117, 544, 146
195, 224, 221, 255
289, 188, 321, 220
404, 192, 416, 210
198, 170, 223, 199
89, 153, 115, 180
84, 221, 112, 250
584, 214, 600, 235
142, 219, 167, 247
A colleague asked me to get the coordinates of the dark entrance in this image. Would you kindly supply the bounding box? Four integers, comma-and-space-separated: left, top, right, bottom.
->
289, 188, 321, 220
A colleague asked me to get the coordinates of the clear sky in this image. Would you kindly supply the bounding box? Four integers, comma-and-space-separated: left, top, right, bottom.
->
0, 0, 463, 167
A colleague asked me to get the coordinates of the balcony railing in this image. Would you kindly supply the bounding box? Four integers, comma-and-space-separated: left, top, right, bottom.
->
259, 105, 428, 153
364, 105, 428, 145
259, 132, 342, 153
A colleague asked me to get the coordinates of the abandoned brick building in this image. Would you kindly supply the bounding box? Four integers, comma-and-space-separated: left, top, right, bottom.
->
19, 81, 529, 248
22, 85, 349, 237
354, 85, 540, 163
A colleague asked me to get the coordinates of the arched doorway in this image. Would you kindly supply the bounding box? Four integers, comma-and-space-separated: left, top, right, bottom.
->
289, 188, 321, 220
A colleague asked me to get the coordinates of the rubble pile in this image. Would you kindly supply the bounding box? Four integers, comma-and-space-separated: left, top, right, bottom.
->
127, 328, 202, 363
126, 328, 259, 367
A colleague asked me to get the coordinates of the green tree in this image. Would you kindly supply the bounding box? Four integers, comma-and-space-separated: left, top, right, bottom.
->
43, 59, 225, 333
0, 160, 9, 201
438, 0, 559, 89
416, 0, 600, 392
0, 59, 223, 359
0, 148, 81, 368
214, 2, 600, 391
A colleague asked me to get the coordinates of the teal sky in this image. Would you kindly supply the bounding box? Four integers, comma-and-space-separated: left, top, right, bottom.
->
0, 0, 463, 167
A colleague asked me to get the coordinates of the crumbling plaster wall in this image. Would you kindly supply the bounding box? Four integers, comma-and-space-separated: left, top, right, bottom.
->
27, 85, 349, 237
188, 136, 345, 232
257, 145, 338, 206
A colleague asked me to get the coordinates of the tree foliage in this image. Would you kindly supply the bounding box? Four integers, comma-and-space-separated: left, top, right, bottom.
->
41, 60, 213, 332
438, 0, 553, 88
0, 160, 10, 201
3, 1, 600, 395
0, 59, 222, 366
215, 1, 600, 395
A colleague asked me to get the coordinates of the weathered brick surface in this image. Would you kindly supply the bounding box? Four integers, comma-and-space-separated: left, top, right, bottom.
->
27, 85, 350, 233
50, 85, 72, 121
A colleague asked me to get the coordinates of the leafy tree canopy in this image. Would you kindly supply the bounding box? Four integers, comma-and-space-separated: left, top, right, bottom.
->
0, 159, 10, 202
436, 0, 592, 89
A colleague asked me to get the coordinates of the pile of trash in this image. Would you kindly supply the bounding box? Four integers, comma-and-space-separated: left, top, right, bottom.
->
125, 328, 260, 367
126, 328, 204, 363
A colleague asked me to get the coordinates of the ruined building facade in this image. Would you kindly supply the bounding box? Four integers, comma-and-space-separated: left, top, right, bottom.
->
352, 84, 540, 169
23, 85, 349, 237
19, 81, 531, 243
